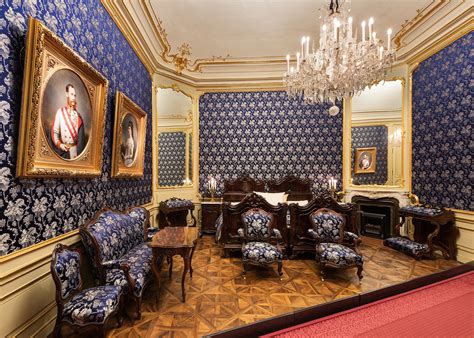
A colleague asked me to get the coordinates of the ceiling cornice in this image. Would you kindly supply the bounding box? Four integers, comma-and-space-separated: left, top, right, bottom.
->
102, 0, 471, 85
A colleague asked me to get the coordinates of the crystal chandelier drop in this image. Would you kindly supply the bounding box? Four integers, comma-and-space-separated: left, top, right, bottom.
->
284, 0, 396, 114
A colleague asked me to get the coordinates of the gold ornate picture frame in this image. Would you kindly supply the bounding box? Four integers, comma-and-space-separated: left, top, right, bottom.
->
16, 17, 108, 178
355, 147, 377, 174
111, 91, 147, 178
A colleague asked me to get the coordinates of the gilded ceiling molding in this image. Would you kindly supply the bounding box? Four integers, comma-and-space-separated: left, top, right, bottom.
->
141, 0, 230, 74
393, 0, 450, 48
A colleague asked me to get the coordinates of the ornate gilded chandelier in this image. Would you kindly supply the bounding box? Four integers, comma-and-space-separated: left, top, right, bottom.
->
284, 0, 396, 114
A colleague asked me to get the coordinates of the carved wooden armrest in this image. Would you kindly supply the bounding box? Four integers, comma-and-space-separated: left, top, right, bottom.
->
272, 229, 282, 239
120, 263, 137, 295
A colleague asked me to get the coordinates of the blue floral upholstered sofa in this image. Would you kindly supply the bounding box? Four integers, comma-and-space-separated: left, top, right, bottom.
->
80, 207, 159, 319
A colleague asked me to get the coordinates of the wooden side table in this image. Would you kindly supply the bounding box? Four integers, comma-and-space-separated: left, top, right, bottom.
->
201, 199, 222, 235
149, 227, 199, 302
399, 206, 458, 259
158, 198, 197, 228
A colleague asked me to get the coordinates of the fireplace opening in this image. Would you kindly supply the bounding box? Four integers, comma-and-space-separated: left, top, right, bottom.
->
352, 196, 400, 239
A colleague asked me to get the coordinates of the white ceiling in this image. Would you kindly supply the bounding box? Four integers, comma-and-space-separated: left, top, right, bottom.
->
151, 0, 432, 60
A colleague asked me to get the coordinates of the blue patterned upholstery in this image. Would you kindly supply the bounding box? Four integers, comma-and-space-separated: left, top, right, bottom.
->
80, 207, 152, 318
242, 242, 283, 264
239, 208, 283, 277
316, 243, 364, 268
241, 209, 273, 240
164, 198, 194, 209
400, 205, 443, 216
104, 243, 152, 297
63, 286, 121, 325
147, 227, 160, 241
308, 211, 344, 242
51, 244, 123, 335
86, 208, 148, 263
52, 248, 82, 300
384, 237, 430, 258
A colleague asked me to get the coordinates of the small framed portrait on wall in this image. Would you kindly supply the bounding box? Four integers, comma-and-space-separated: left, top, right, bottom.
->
355, 147, 376, 174
16, 17, 108, 178
111, 91, 147, 178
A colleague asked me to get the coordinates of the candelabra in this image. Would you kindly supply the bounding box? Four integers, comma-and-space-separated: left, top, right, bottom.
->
284, 0, 396, 113
207, 177, 217, 200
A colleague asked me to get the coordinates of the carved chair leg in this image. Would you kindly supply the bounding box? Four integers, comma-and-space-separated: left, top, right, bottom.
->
135, 297, 142, 320
117, 295, 125, 327
320, 263, 326, 282
52, 319, 61, 338
277, 260, 283, 280
357, 265, 363, 283
242, 261, 248, 280
168, 256, 173, 279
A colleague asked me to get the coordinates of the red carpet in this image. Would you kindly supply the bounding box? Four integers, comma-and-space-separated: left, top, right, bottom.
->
263, 271, 474, 337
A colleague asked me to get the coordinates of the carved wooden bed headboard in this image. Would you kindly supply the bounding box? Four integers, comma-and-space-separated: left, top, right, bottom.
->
222, 175, 312, 202
267, 175, 312, 201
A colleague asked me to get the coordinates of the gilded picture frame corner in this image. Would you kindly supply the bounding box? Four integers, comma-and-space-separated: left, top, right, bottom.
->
16, 16, 108, 178
111, 91, 147, 178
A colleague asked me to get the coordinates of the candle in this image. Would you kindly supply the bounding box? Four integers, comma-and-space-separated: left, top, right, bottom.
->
379, 46, 384, 60
387, 28, 392, 50
361, 20, 366, 41
372, 32, 377, 44
296, 52, 300, 71
368, 17, 374, 42
301, 36, 305, 59
286, 54, 290, 74
306, 36, 310, 57
348, 17, 353, 39
333, 18, 339, 40
290, 66, 294, 74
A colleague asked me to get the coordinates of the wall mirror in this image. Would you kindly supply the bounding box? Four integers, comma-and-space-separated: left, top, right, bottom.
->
349, 79, 404, 187
157, 87, 193, 187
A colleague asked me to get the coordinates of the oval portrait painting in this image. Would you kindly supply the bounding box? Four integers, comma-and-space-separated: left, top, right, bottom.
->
120, 113, 138, 167
358, 151, 372, 170
41, 68, 92, 160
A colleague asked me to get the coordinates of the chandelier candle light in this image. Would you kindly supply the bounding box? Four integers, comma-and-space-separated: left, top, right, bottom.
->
284, 0, 395, 115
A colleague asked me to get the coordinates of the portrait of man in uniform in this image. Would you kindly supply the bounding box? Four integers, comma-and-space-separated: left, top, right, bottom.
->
41, 69, 92, 160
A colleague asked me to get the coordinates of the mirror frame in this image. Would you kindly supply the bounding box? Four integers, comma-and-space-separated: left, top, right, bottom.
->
156, 84, 195, 189
343, 77, 407, 191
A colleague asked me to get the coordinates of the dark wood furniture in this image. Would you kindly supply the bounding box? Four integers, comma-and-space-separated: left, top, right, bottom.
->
158, 198, 197, 228
219, 176, 313, 256
267, 175, 313, 201
222, 175, 266, 202
149, 227, 199, 302
51, 244, 123, 338
399, 207, 458, 259
289, 195, 358, 257
240, 208, 284, 279
221, 193, 288, 257
201, 199, 222, 235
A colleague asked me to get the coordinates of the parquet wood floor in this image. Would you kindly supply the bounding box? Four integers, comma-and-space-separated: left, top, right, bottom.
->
106, 236, 459, 338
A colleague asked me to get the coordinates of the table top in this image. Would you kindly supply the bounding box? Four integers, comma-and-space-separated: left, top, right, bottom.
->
149, 227, 198, 248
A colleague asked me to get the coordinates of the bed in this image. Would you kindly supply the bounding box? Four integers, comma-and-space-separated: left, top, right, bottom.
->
218, 175, 313, 256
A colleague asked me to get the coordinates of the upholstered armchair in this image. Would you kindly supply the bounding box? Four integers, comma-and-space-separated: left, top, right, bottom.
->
308, 208, 363, 282
238, 208, 283, 279
158, 197, 197, 228
50, 244, 123, 338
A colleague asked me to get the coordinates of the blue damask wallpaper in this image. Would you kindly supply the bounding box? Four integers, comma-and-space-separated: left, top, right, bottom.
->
0, 0, 152, 255
412, 32, 472, 211
158, 132, 186, 186
351, 125, 388, 185
199, 91, 343, 195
